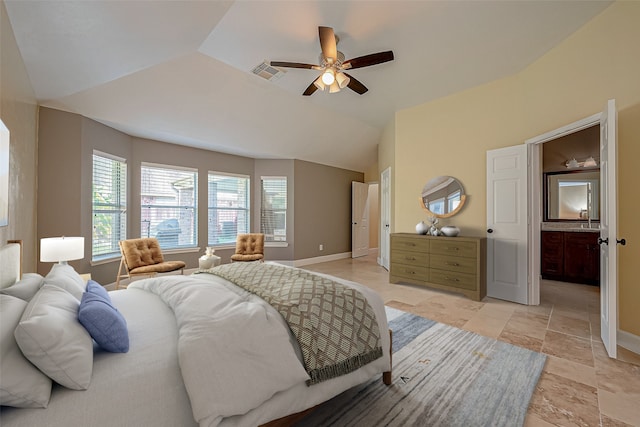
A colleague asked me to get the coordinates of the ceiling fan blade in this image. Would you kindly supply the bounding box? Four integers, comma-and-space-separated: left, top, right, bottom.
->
343, 73, 368, 95
302, 79, 319, 96
270, 61, 317, 70
319, 26, 337, 62
343, 51, 394, 70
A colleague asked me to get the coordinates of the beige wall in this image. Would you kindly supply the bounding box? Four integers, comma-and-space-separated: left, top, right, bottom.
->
37, 108, 360, 283
388, 1, 640, 335
293, 160, 363, 260
0, 1, 38, 270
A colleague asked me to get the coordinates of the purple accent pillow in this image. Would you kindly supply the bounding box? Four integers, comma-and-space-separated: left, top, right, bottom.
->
78, 282, 129, 353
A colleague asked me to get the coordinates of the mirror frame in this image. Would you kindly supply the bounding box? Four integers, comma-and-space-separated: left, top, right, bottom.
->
543, 169, 600, 222
418, 176, 466, 219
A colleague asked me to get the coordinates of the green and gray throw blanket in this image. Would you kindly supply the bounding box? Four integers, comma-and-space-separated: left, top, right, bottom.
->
197, 262, 382, 385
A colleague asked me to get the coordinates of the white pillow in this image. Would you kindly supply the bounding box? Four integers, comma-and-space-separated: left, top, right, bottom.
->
14, 285, 93, 390
0, 273, 44, 301
44, 264, 86, 301
0, 294, 52, 408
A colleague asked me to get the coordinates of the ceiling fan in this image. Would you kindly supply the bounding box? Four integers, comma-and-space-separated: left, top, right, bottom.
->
270, 26, 394, 96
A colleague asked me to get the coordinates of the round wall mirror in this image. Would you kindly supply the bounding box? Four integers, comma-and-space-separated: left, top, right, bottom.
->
419, 176, 466, 218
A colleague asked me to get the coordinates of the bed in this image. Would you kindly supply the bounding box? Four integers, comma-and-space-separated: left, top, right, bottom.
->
0, 241, 391, 426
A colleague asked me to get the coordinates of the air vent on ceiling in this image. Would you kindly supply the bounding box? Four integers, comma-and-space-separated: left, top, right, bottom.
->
251, 61, 286, 81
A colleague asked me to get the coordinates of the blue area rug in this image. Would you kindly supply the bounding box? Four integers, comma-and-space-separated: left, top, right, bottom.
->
296, 307, 547, 427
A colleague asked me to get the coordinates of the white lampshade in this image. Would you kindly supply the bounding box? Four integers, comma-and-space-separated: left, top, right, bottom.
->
335, 72, 350, 89
313, 75, 326, 90
565, 158, 580, 169
329, 81, 341, 93
40, 237, 84, 264
583, 156, 598, 167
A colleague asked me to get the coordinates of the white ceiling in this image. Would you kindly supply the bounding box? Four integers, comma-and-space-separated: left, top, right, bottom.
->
5, 1, 611, 172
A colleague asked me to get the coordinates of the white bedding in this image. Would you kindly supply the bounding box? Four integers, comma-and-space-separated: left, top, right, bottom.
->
0, 268, 390, 427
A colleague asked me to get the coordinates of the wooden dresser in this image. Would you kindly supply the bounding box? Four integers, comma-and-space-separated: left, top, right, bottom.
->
389, 233, 487, 301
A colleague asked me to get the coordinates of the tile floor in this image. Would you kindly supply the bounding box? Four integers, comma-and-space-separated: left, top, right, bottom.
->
302, 253, 640, 427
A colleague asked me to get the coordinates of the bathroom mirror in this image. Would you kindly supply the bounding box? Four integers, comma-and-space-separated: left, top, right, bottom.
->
419, 176, 466, 218
544, 170, 600, 221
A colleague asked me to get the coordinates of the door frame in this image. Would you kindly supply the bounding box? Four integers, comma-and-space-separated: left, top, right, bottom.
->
379, 167, 391, 270
525, 112, 601, 305
351, 181, 370, 258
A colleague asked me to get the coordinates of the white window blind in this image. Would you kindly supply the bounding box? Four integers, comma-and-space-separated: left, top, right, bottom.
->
261, 177, 287, 242
92, 152, 126, 260
140, 163, 197, 249
208, 173, 250, 245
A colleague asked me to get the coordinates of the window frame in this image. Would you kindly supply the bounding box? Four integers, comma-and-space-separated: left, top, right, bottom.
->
140, 162, 198, 250
207, 171, 250, 247
92, 151, 127, 262
260, 176, 288, 243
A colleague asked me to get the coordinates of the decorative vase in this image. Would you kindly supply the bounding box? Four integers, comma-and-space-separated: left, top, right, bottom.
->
198, 255, 215, 269
440, 226, 460, 237
416, 221, 429, 235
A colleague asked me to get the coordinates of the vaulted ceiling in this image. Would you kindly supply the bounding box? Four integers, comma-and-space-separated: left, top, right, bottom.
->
5, 1, 611, 172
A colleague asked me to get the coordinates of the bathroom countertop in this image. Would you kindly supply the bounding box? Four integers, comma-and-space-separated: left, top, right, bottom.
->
541, 223, 600, 233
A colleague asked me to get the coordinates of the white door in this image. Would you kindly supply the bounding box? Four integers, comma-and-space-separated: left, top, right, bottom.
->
352, 181, 370, 258
486, 145, 529, 304
380, 168, 391, 270
600, 99, 618, 358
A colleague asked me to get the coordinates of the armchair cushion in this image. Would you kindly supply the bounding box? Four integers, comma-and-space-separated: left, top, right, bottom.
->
129, 260, 186, 275
231, 233, 265, 262
120, 238, 165, 271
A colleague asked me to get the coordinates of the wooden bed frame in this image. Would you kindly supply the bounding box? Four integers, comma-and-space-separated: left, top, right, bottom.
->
261, 329, 393, 427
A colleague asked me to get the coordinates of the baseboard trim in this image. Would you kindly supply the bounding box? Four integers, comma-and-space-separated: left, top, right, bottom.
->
293, 252, 352, 267
618, 330, 640, 355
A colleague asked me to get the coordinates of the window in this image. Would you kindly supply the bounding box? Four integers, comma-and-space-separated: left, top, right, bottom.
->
261, 177, 287, 242
447, 190, 461, 213
140, 163, 197, 249
208, 173, 250, 245
428, 197, 445, 215
92, 152, 126, 261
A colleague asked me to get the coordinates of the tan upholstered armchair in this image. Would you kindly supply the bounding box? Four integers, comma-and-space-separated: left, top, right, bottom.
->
116, 238, 186, 289
230, 233, 265, 262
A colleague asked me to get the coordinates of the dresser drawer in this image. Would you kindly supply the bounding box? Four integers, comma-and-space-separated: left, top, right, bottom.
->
429, 269, 477, 291
391, 263, 428, 281
391, 250, 429, 267
430, 254, 476, 275
392, 236, 430, 253
430, 240, 477, 258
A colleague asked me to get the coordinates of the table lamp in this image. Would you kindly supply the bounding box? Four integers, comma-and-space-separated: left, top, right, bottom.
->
40, 236, 84, 265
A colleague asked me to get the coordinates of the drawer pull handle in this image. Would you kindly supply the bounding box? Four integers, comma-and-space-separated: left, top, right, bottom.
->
445, 262, 459, 266
406, 257, 416, 261
445, 277, 460, 282
446, 247, 459, 251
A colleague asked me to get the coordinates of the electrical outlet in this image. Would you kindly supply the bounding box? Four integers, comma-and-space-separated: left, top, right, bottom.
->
319, 244, 324, 251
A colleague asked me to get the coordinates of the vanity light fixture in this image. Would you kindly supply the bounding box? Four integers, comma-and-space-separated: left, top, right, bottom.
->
565, 158, 580, 169
583, 156, 598, 167
565, 156, 598, 169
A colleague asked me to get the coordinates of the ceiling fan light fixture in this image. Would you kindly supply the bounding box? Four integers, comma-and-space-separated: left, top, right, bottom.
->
321, 68, 336, 85
313, 76, 326, 90
336, 72, 350, 89
329, 81, 341, 93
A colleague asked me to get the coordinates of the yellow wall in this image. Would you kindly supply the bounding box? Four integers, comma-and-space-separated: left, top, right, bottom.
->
388, 1, 640, 335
